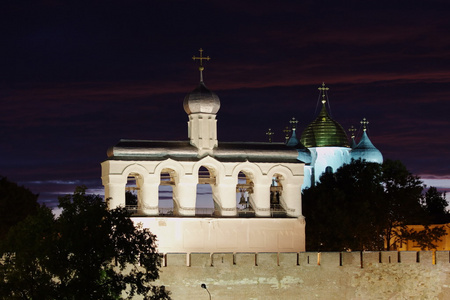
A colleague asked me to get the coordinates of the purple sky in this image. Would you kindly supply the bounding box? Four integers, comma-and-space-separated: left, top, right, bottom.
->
1, 1, 450, 208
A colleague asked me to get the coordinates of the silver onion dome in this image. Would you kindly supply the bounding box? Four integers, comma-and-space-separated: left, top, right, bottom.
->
183, 82, 221, 114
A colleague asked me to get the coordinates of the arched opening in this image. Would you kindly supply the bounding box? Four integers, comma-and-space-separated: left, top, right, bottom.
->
125, 173, 141, 215
196, 166, 216, 216
159, 168, 176, 216
236, 171, 254, 217
270, 174, 287, 217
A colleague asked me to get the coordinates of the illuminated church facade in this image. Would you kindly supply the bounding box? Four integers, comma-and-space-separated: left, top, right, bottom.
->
288, 84, 383, 190
101, 50, 382, 253
102, 50, 306, 253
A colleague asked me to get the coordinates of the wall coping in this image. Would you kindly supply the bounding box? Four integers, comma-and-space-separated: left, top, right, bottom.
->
162, 251, 450, 267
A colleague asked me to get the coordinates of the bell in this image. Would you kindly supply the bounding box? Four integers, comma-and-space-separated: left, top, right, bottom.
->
239, 194, 246, 205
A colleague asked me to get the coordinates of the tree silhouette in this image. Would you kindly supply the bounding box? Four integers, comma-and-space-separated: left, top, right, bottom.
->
0, 186, 171, 300
0, 176, 39, 239
303, 159, 447, 251
423, 186, 450, 224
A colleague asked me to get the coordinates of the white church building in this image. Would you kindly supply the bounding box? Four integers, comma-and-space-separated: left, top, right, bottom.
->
101, 50, 382, 254
102, 50, 307, 253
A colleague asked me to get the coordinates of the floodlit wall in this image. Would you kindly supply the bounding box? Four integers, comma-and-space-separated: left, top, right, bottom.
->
154, 251, 450, 300
310, 147, 351, 184
134, 217, 306, 253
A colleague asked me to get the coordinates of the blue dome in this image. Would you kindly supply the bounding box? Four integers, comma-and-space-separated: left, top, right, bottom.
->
286, 129, 312, 164
286, 129, 300, 147
351, 131, 383, 163
350, 137, 357, 149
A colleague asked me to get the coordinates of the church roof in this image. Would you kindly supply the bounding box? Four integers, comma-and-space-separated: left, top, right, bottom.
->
350, 137, 357, 148
285, 127, 312, 164
351, 131, 383, 163
106, 139, 302, 163
286, 129, 300, 147
300, 102, 350, 148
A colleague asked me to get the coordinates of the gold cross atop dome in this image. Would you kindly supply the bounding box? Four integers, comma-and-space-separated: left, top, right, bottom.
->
283, 126, 291, 142
289, 117, 298, 130
348, 125, 357, 139
361, 118, 369, 131
318, 82, 329, 104
192, 48, 210, 82
266, 128, 274, 143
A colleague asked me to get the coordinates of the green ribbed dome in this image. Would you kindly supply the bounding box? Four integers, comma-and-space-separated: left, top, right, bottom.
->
300, 103, 350, 148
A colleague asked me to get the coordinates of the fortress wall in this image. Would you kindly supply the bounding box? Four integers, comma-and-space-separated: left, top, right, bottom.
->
154, 251, 450, 300
133, 217, 306, 253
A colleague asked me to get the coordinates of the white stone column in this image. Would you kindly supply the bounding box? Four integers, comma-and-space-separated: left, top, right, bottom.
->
140, 175, 159, 215
252, 181, 271, 217
105, 181, 126, 210
215, 178, 237, 216
101, 162, 126, 210
173, 178, 197, 216
282, 181, 303, 217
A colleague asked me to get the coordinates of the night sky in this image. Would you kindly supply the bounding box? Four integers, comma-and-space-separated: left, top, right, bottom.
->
1, 0, 450, 208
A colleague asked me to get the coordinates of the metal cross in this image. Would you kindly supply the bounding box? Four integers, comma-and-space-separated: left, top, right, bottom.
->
266, 128, 274, 143
289, 117, 298, 130
192, 48, 210, 82
361, 118, 369, 131
318, 82, 329, 104
348, 125, 357, 139
283, 126, 291, 142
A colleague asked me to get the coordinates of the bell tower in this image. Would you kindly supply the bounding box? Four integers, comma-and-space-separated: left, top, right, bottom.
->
183, 49, 220, 154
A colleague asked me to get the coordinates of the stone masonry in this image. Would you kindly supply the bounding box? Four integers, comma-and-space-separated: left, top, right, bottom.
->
152, 251, 450, 300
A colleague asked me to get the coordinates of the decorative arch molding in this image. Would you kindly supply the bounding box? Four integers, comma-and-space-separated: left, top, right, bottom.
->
154, 159, 185, 179
231, 161, 265, 185
267, 164, 303, 217
230, 162, 270, 216
120, 164, 154, 215
152, 159, 198, 216
121, 163, 150, 181
102, 163, 151, 211
192, 156, 225, 181
266, 164, 295, 180
192, 156, 226, 215
102, 155, 304, 217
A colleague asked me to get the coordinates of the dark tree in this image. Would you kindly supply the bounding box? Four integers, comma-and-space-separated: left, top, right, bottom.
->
379, 160, 426, 251
0, 176, 39, 239
0, 206, 56, 299
303, 159, 447, 251
125, 190, 138, 206
0, 186, 171, 300
423, 186, 450, 224
303, 160, 385, 251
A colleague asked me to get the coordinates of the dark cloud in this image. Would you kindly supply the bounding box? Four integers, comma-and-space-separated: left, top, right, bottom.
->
1, 1, 450, 208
